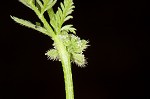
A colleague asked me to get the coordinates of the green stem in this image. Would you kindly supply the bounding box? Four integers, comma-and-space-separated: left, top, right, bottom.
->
30, 2, 74, 99
53, 35, 74, 99
30, 2, 55, 38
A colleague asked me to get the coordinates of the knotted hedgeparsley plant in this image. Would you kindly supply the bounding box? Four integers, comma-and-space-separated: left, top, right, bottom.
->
11, 0, 89, 99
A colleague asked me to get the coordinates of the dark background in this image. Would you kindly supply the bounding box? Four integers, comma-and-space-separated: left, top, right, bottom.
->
0, 0, 150, 99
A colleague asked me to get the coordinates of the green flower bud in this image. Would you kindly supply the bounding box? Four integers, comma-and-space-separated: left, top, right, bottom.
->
71, 53, 87, 67
45, 49, 59, 61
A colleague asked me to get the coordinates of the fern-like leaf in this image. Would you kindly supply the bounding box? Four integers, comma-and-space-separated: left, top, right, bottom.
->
41, 0, 57, 15
47, 8, 55, 21
36, 0, 43, 9
61, 25, 76, 34
19, 0, 33, 10
50, 0, 75, 34
10, 16, 50, 36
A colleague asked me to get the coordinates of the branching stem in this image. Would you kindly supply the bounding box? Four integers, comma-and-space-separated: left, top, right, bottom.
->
29, 3, 75, 98
30, 2, 55, 38
35, 3, 75, 98
11, 1, 89, 99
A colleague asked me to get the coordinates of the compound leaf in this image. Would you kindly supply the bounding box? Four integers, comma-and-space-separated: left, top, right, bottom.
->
11, 16, 50, 36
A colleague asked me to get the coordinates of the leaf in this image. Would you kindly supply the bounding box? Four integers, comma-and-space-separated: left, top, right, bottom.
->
42, 0, 49, 4
41, 0, 57, 15
64, 15, 73, 22
10, 16, 50, 36
61, 25, 76, 34
50, 0, 75, 34
19, 0, 33, 10
36, 0, 43, 8
35, 0, 43, 11
47, 8, 55, 21
60, 2, 65, 10
45, 0, 57, 11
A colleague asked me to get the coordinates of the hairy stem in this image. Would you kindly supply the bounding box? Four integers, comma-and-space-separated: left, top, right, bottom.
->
32, 3, 75, 98
53, 35, 74, 99
30, 2, 55, 38
11, 1, 88, 99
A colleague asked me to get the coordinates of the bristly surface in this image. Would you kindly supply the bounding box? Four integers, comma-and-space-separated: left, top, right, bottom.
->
11, 0, 89, 67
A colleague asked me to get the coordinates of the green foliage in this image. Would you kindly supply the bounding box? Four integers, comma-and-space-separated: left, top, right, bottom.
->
40, 0, 57, 15
10, 16, 50, 36
50, 0, 75, 34
19, 0, 33, 10
11, 1, 89, 99
11, 0, 89, 67
61, 25, 76, 34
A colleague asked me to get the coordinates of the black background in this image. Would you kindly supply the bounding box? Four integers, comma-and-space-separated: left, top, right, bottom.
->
0, 0, 150, 99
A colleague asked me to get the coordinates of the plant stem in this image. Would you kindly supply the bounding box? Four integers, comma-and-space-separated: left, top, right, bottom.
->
33, 4, 74, 98
30, 2, 55, 38
53, 35, 74, 99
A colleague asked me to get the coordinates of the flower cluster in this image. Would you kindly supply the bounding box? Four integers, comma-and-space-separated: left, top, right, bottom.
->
45, 34, 89, 67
